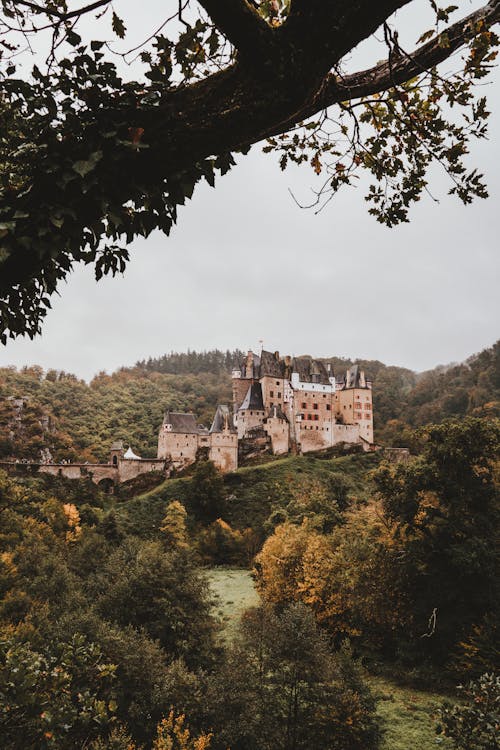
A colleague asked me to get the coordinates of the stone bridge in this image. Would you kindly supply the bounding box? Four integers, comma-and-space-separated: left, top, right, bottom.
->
0, 458, 166, 487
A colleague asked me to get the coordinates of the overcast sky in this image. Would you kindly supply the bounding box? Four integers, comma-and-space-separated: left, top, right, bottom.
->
1, 1, 499, 381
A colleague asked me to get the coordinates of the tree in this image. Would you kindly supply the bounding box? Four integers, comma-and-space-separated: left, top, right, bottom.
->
188, 461, 226, 523
205, 603, 380, 750
437, 673, 500, 750
0, 0, 499, 340
372, 417, 500, 667
0, 634, 117, 750
92, 537, 219, 667
160, 500, 190, 550
153, 711, 213, 750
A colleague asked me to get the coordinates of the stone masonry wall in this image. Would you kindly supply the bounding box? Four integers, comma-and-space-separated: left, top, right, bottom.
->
209, 432, 238, 472
117, 459, 165, 483
159, 432, 199, 466
335, 388, 373, 443
295, 386, 335, 453
260, 375, 286, 412
263, 415, 289, 455
237, 409, 266, 439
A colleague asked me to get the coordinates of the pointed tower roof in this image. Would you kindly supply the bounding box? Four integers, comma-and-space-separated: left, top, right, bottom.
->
210, 404, 236, 433
239, 382, 265, 411
123, 446, 141, 460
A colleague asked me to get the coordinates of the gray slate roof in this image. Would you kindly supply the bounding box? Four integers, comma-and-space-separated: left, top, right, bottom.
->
292, 357, 331, 385
260, 350, 285, 378
264, 405, 288, 422
163, 411, 200, 433
239, 382, 265, 411
210, 405, 236, 433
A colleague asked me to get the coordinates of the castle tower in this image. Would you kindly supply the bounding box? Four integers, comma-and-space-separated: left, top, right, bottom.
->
334, 365, 374, 444
109, 440, 124, 466
236, 382, 265, 439
209, 405, 238, 472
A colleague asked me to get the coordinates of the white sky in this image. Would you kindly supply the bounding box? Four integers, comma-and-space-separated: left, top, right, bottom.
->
1, 1, 499, 380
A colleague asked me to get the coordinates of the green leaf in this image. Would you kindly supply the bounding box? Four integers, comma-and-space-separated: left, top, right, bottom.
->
72, 151, 103, 178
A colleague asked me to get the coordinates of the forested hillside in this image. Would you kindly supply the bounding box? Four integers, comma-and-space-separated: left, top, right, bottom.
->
0, 417, 498, 749
0, 365, 232, 462
0, 341, 498, 462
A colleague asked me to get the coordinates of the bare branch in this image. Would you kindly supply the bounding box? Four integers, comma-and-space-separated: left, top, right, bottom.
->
14, 0, 111, 22
13, 0, 63, 18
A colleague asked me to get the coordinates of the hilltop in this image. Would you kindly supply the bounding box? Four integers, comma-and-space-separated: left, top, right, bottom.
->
0, 340, 498, 463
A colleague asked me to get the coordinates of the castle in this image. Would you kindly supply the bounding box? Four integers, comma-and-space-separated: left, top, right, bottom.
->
0, 350, 374, 486
157, 350, 374, 474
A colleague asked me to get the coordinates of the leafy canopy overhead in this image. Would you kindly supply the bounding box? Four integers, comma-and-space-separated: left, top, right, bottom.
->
0, 0, 499, 342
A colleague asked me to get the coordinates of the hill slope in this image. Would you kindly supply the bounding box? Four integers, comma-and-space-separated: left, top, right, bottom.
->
0, 341, 498, 461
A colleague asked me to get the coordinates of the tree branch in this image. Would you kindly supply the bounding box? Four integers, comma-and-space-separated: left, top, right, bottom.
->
330, 0, 500, 102
1, 0, 499, 314
282, 0, 413, 67
196, 0, 273, 57
14, 0, 112, 22
253, 0, 500, 139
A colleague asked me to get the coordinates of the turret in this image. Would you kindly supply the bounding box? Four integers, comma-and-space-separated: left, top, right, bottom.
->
109, 440, 124, 466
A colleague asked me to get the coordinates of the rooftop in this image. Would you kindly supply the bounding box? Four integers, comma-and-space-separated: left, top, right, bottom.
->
163, 411, 201, 433
239, 382, 265, 411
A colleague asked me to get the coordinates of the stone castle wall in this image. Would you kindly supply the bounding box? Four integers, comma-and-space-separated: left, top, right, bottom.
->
209, 432, 238, 472
0, 458, 166, 487
263, 414, 289, 455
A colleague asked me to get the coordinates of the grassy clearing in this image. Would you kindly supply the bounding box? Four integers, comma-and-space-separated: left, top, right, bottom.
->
205, 567, 259, 640
207, 568, 452, 750
369, 675, 453, 750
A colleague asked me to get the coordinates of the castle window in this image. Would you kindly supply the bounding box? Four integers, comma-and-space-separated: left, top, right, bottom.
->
326, 404, 331, 411
278, 392, 281, 398
314, 414, 319, 421
313, 403, 318, 410
276, 381, 279, 385
270, 390, 274, 397
301, 402, 307, 409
